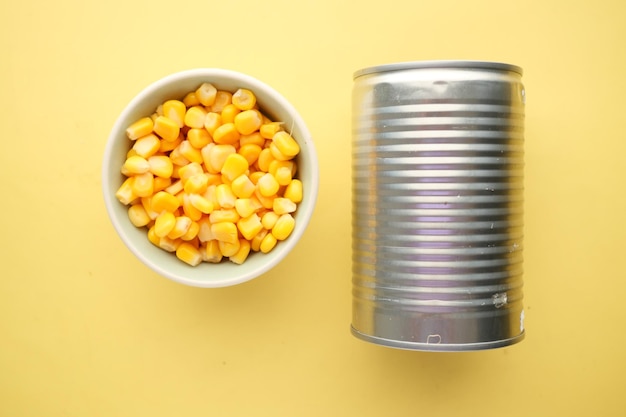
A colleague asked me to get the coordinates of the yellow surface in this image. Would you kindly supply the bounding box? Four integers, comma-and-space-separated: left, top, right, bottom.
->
1, 0, 625, 415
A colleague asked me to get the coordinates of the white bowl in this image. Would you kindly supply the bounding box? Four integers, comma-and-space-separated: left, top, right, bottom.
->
102, 68, 319, 287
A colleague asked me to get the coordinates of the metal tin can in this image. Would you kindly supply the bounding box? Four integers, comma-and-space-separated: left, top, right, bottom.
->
351, 61, 525, 351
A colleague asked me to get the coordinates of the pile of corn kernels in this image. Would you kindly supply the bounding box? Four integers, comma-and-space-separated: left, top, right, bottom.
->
115, 83, 302, 266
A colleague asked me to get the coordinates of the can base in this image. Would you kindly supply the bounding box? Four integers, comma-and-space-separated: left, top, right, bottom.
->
351, 326, 525, 352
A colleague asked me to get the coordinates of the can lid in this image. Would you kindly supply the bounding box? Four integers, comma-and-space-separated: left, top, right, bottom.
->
353, 60, 523, 79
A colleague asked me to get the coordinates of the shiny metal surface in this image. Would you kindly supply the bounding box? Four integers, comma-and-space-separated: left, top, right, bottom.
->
351, 61, 525, 351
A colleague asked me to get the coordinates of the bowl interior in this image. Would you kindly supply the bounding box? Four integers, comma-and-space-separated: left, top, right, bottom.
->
102, 69, 318, 287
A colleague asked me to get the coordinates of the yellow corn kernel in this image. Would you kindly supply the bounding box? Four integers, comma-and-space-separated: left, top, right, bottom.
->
219, 239, 240, 258
177, 162, 204, 183
196, 82, 217, 106
259, 122, 283, 139
234, 197, 262, 218
131, 172, 154, 197
238, 143, 263, 166
202, 144, 236, 174
148, 155, 174, 178
269, 141, 291, 161
216, 183, 237, 208
155, 211, 176, 237
237, 214, 263, 241
164, 179, 183, 195
122, 155, 150, 175
213, 122, 240, 145
204, 112, 222, 136
181, 220, 200, 241
183, 91, 200, 107
159, 132, 183, 152
151, 191, 180, 213
184, 173, 209, 194
159, 235, 181, 252
234, 109, 263, 135
182, 193, 203, 221
273, 197, 297, 215
210, 222, 238, 244
178, 140, 204, 164
197, 217, 214, 242
239, 132, 265, 148
153, 115, 180, 142
249, 171, 265, 185
272, 213, 295, 241
203, 240, 223, 263
272, 131, 300, 158
132, 133, 161, 158
209, 208, 240, 224
284, 179, 303, 203
162, 100, 186, 128
203, 184, 219, 207
231, 88, 256, 111
140, 196, 160, 220
257, 173, 279, 197
169, 145, 190, 166
221, 153, 249, 182
116, 177, 137, 205
261, 211, 279, 230
176, 242, 202, 266
256, 148, 275, 172
221, 104, 241, 124
187, 128, 212, 149
189, 193, 213, 214
231, 174, 256, 198
167, 216, 193, 239
274, 166, 292, 186
210, 90, 232, 113
147, 226, 160, 246
128, 203, 150, 227
260, 232, 277, 253
250, 229, 268, 252
126, 117, 154, 140
229, 239, 251, 264
126, 148, 138, 159
153, 176, 172, 193
254, 189, 275, 209
184, 106, 208, 129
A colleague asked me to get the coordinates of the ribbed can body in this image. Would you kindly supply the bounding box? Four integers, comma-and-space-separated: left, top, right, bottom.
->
351, 61, 525, 351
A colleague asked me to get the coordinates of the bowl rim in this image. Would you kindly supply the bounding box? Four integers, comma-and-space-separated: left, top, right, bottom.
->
102, 68, 319, 287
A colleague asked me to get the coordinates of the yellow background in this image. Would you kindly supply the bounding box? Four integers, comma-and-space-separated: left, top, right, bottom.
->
1, 0, 624, 415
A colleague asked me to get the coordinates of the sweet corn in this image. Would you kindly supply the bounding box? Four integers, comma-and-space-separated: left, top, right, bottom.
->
184, 173, 209, 194
230, 174, 255, 198
209, 208, 240, 224
257, 173, 279, 197
132, 133, 161, 158
167, 216, 192, 239
203, 240, 223, 263
182, 193, 203, 221
122, 155, 150, 175
196, 83, 217, 106
184, 106, 207, 129
240, 132, 265, 147
234, 198, 262, 218
180, 220, 200, 241
204, 112, 222, 136
151, 191, 180, 213
273, 131, 300, 158
238, 143, 262, 166
256, 148, 275, 172
128, 203, 151, 227
229, 239, 251, 264
254, 188, 276, 209
187, 128, 211, 149
159, 235, 181, 253
232, 88, 256, 111
126, 117, 154, 140
203, 144, 236, 173
159, 132, 183, 152
218, 239, 240, 258
141, 196, 160, 220
274, 166, 292, 186
147, 226, 160, 247
273, 197, 296, 215
153, 176, 172, 193
284, 179, 303, 203
176, 242, 202, 266
260, 232, 277, 253
260, 122, 282, 139
132, 172, 154, 197
210, 90, 232, 113
261, 211, 279, 230
216, 183, 237, 208
153, 115, 180, 142
148, 155, 174, 178
234, 110, 263, 135
189, 193, 213, 214
169, 145, 190, 166
178, 140, 204, 164
221, 104, 240, 124
177, 162, 204, 183
221, 153, 249, 182
237, 214, 263, 241
164, 179, 183, 195
155, 211, 176, 237
269, 142, 291, 161
249, 229, 267, 252
213, 122, 240, 145
183, 91, 200, 107
272, 213, 295, 241
248, 171, 265, 185
211, 222, 238, 244
163, 100, 186, 128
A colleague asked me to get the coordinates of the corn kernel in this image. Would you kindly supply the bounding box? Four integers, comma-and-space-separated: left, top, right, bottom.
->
238, 143, 263, 166
230, 174, 256, 198
184, 106, 208, 129
210, 90, 232, 113
126, 117, 154, 140
132, 172, 154, 197
229, 239, 251, 264
232, 88, 256, 111
178, 140, 204, 164
204, 112, 222, 136
273, 131, 300, 158
196, 83, 217, 106
169, 145, 190, 166
128, 203, 151, 227
148, 155, 174, 178
153, 115, 180, 142
203, 240, 223, 263
249, 171, 265, 185
197, 217, 214, 242
202, 144, 236, 173
189, 193, 213, 214
256, 148, 275, 172
159, 235, 181, 252
141, 196, 160, 220
284, 179, 303, 203
239, 132, 265, 147
187, 128, 212, 149
153, 176, 172, 192
164, 179, 183, 195
209, 208, 240, 224
176, 242, 202, 266
216, 183, 237, 208
182, 193, 203, 221
183, 91, 200, 107
155, 211, 176, 237
273, 197, 297, 215
213, 122, 240, 145
219, 239, 240, 258
254, 188, 275, 209
184, 173, 209, 194
159, 133, 183, 152
148, 226, 160, 246
178, 162, 204, 183
272, 213, 295, 241
261, 211, 279, 230
234, 198, 262, 218
237, 214, 263, 241
260, 232, 277, 253
116, 177, 137, 205
132, 133, 161, 158
274, 166, 292, 186
168, 216, 193, 239
260, 122, 283, 139
151, 191, 180, 213
180, 220, 200, 241
269, 142, 291, 161
162, 100, 186, 128
122, 155, 150, 175
221, 153, 249, 182
211, 222, 238, 244
234, 110, 263, 135
250, 229, 267, 252
221, 104, 241, 124
257, 173, 279, 197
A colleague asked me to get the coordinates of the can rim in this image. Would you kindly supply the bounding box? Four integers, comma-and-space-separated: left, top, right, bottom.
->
353, 60, 523, 79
